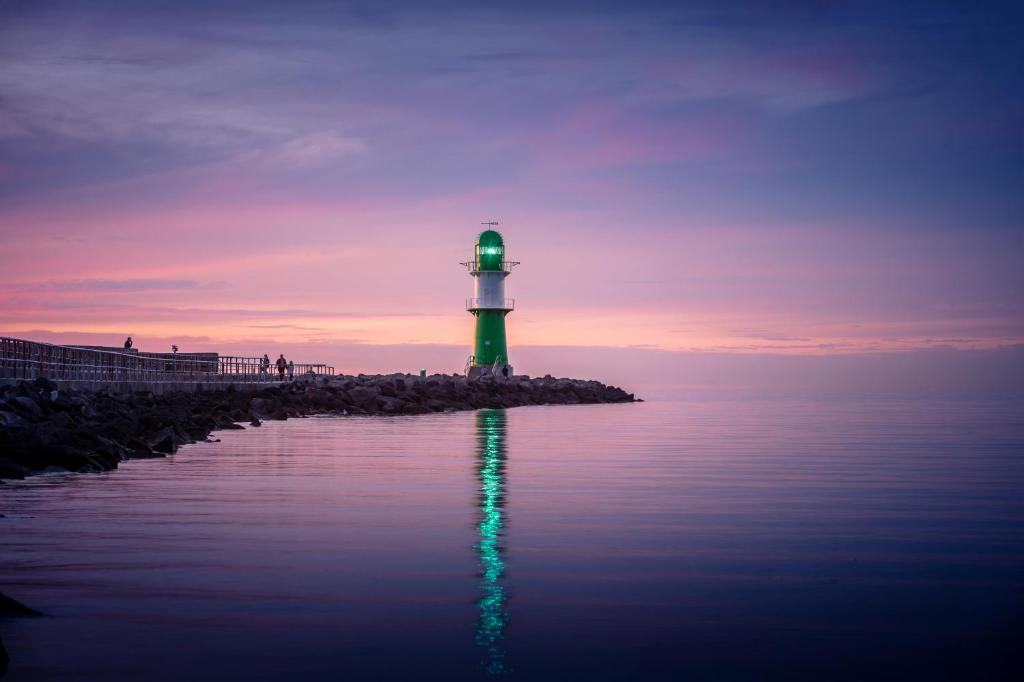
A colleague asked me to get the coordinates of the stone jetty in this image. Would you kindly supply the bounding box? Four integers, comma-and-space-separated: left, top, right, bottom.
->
0, 374, 637, 478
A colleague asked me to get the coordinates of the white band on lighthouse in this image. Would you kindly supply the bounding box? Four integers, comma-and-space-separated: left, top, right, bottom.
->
473, 271, 507, 309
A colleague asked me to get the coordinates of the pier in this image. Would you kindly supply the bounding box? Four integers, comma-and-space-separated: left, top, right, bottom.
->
0, 337, 334, 393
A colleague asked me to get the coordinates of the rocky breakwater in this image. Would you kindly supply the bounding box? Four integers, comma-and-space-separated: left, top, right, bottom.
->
0, 374, 637, 478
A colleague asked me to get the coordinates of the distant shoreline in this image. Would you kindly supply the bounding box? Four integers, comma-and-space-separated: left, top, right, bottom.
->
0, 375, 637, 479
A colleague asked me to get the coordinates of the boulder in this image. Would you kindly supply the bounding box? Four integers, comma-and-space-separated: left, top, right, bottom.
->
7, 396, 44, 421
32, 377, 59, 394
46, 411, 74, 430
250, 396, 287, 420
0, 456, 26, 480
378, 396, 404, 414
401, 402, 431, 415
126, 437, 162, 459
149, 426, 178, 454
40, 443, 96, 472
0, 592, 43, 616
347, 386, 380, 410
304, 388, 335, 407
0, 410, 29, 430
94, 435, 130, 463
186, 414, 217, 441
248, 397, 270, 418
173, 425, 193, 445
425, 399, 447, 412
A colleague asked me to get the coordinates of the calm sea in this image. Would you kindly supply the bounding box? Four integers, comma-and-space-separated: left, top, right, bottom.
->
1, 399, 1022, 681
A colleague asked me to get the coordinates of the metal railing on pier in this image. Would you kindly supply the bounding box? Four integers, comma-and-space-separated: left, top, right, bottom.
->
0, 337, 334, 384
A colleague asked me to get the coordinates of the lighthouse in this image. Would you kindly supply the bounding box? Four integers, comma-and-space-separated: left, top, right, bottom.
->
463, 225, 518, 378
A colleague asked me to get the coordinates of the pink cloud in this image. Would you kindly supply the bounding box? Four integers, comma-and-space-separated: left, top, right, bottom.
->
540, 101, 745, 169
646, 46, 878, 112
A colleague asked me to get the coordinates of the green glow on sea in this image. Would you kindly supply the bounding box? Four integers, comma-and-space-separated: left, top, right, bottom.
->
475, 409, 509, 675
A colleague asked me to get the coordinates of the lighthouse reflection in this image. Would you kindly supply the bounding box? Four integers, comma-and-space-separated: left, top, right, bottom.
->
474, 409, 510, 675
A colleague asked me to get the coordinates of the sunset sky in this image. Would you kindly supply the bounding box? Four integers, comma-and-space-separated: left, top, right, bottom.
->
1, 1, 1021, 393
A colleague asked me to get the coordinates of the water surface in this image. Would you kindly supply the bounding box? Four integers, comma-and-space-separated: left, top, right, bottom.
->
2, 399, 1022, 680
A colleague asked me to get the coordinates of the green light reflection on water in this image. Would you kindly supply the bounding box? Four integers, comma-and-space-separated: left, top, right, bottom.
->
475, 409, 509, 675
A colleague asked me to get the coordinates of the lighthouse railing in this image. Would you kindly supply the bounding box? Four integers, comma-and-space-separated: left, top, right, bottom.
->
466, 298, 514, 311
460, 260, 519, 273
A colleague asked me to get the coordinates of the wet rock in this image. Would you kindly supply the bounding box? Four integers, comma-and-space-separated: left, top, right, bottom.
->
0, 410, 29, 430
425, 399, 447, 412
46, 411, 75, 430
126, 437, 161, 459
149, 426, 178, 454
303, 388, 335, 408
186, 415, 217, 441
0, 457, 26, 480
249, 397, 270, 418
94, 435, 130, 463
173, 425, 193, 445
402, 402, 431, 415
0, 592, 43, 616
41, 443, 94, 472
32, 377, 59, 394
347, 386, 380, 411
6, 396, 43, 421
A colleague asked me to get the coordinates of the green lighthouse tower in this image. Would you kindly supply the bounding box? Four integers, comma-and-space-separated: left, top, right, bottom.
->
462, 225, 518, 377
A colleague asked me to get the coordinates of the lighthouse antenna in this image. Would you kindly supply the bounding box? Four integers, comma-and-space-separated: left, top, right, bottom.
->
480, 221, 499, 227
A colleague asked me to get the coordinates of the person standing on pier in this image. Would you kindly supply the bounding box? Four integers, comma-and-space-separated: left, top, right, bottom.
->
287, 360, 295, 382
260, 354, 270, 380
276, 354, 287, 381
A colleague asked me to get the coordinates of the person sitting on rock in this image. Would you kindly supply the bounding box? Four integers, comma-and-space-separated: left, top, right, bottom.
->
276, 354, 287, 381
123, 336, 133, 350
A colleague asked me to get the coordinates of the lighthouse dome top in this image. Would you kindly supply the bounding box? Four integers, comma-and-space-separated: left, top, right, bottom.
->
475, 229, 505, 271
477, 229, 504, 248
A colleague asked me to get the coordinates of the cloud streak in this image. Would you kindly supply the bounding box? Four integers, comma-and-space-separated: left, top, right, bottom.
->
22, 278, 200, 292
